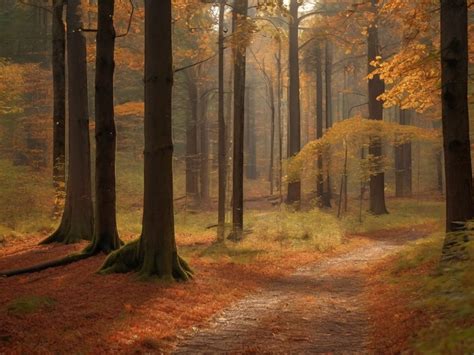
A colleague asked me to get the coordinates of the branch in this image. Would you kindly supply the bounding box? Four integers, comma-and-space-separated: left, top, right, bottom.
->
116, 0, 135, 38
174, 53, 218, 73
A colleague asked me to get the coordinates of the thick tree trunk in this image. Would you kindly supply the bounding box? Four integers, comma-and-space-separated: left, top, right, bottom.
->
394, 109, 412, 197
90, 0, 122, 253
315, 43, 325, 205
42, 0, 94, 244
367, 0, 388, 215
440, 0, 473, 241
229, 0, 248, 241
100, 0, 192, 280
52, 0, 66, 216
287, 0, 301, 206
217, 0, 226, 240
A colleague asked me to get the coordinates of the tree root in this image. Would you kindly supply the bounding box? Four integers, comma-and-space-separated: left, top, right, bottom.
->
99, 239, 193, 281
40, 220, 92, 245
1, 233, 123, 277
0, 252, 92, 277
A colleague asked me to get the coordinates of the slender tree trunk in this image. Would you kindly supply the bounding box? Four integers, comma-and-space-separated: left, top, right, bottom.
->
269, 74, 276, 196
89, 0, 122, 253
440, 0, 473, 241
322, 40, 333, 207
200, 96, 210, 205
42, 0, 94, 244
100, 0, 192, 280
217, 0, 226, 240
367, 0, 388, 215
315, 43, 325, 205
276, 39, 283, 203
245, 86, 257, 180
229, 0, 248, 241
184, 71, 200, 206
395, 109, 412, 197
52, 0, 66, 216
287, 0, 301, 206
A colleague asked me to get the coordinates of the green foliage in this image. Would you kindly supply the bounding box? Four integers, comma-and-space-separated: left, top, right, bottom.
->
6, 295, 56, 315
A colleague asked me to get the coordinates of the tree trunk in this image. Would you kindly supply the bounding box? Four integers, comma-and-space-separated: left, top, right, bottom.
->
323, 40, 333, 207
269, 74, 276, 196
200, 95, 210, 205
276, 38, 283, 203
184, 71, 200, 206
315, 43, 324, 205
42, 0, 94, 244
89, 0, 122, 253
245, 86, 257, 180
100, 0, 192, 280
52, 0, 66, 216
229, 0, 248, 241
367, 0, 388, 215
440, 0, 473, 239
217, 0, 226, 240
394, 109, 412, 197
287, 0, 301, 206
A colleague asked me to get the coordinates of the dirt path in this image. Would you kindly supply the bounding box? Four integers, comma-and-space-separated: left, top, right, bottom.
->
172, 232, 425, 353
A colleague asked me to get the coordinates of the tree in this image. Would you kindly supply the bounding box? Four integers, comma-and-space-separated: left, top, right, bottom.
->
217, 0, 227, 240
229, 0, 249, 241
315, 42, 324, 204
90, 0, 122, 253
394, 109, 412, 198
42, 0, 94, 244
367, 0, 388, 215
99, 0, 192, 280
440, 0, 472, 260
51, 0, 66, 215
287, 0, 301, 206
323, 39, 333, 207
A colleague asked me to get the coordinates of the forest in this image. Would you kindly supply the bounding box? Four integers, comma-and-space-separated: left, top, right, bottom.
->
0, 0, 473, 353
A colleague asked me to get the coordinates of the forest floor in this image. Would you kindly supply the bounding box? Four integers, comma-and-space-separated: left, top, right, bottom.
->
0, 220, 452, 354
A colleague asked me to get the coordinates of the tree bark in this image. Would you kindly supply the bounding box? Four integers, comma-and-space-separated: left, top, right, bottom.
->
440, 0, 473, 239
217, 0, 226, 240
367, 0, 388, 215
42, 0, 94, 244
245, 86, 257, 180
323, 39, 333, 207
394, 109, 412, 197
199, 94, 210, 205
229, 0, 248, 241
315, 43, 324, 205
287, 0, 301, 206
100, 0, 192, 280
90, 0, 122, 253
184, 71, 200, 206
52, 0, 66, 216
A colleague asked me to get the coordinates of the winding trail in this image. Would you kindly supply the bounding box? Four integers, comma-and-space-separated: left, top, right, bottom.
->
172, 229, 427, 353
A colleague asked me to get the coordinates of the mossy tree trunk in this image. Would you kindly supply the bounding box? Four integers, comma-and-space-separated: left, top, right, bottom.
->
42, 0, 94, 244
100, 0, 192, 280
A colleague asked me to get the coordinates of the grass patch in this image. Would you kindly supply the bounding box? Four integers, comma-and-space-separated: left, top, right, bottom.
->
385, 233, 474, 353
6, 295, 56, 315
343, 199, 444, 234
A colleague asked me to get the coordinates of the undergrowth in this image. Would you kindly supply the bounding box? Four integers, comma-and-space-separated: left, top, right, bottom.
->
387, 233, 474, 353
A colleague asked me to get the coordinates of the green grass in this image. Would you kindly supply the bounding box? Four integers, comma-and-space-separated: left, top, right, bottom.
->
6, 295, 56, 315
385, 232, 474, 353
342, 199, 444, 234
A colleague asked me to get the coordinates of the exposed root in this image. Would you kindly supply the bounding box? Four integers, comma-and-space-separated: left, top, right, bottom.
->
99, 239, 193, 282
0, 252, 92, 277
40, 220, 92, 245
2, 233, 122, 277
